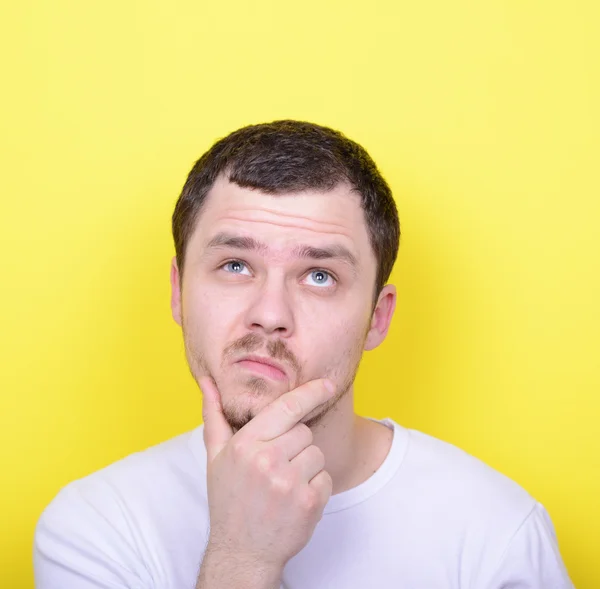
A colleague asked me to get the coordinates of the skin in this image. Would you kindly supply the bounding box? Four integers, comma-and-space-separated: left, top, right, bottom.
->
170, 173, 397, 495
196, 376, 340, 585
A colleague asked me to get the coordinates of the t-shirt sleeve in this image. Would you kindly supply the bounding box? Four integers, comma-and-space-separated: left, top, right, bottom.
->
484, 501, 575, 589
33, 483, 151, 589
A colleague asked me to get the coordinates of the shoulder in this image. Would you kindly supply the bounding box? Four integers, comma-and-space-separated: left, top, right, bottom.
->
54, 426, 203, 508
392, 424, 570, 581
483, 501, 575, 587
35, 426, 205, 553
403, 426, 534, 512
396, 425, 537, 548
34, 426, 206, 586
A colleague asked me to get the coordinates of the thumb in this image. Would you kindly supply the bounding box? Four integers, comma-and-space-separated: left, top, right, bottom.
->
199, 376, 234, 463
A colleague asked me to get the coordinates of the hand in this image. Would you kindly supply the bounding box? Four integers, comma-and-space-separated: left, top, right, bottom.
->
199, 375, 336, 571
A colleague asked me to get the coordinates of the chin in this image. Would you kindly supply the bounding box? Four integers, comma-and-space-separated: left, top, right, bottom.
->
234, 373, 286, 395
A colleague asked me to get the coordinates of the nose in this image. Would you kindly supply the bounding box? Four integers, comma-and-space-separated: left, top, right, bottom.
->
245, 277, 294, 338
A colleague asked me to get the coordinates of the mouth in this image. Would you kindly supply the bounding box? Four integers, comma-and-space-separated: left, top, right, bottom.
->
235, 355, 288, 381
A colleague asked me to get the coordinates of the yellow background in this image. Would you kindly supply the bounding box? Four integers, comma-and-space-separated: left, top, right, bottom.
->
1, 0, 598, 587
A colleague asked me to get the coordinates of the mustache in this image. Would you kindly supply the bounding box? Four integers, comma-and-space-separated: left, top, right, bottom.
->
223, 333, 301, 374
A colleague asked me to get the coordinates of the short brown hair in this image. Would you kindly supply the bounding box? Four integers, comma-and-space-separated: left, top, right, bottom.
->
172, 120, 400, 308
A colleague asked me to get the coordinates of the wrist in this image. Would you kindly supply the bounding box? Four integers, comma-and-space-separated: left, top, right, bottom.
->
201, 542, 284, 587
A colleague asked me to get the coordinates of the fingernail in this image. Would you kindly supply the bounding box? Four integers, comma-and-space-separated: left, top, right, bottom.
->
324, 379, 335, 393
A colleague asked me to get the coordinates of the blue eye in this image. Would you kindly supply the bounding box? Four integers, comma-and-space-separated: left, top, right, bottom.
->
306, 270, 335, 288
222, 260, 250, 275
220, 261, 335, 288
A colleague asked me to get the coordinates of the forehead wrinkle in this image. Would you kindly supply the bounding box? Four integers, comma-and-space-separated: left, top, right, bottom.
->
213, 215, 354, 237
222, 204, 355, 225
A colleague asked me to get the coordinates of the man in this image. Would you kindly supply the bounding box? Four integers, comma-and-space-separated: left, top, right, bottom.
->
34, 120, 574, 588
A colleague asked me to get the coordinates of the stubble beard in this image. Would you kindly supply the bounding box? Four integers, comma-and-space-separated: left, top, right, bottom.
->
181, 317, 370, 434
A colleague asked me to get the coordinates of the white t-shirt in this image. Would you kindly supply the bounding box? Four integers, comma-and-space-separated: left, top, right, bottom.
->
33, 417, 575, 588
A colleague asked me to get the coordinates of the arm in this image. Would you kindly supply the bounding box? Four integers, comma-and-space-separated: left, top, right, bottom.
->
196, 544, 283, 589
484, 502, 575, 589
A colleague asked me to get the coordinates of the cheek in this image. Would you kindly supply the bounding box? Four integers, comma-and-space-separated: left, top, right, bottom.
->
316, 314, 367, 365
184, 285, 228, 326
182, 291, 229, 349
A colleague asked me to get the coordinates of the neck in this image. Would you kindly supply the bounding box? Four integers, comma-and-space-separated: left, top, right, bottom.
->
308, 387, 390, 496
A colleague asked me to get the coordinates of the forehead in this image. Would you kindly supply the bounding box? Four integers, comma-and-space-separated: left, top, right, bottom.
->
190, 175, 373, 262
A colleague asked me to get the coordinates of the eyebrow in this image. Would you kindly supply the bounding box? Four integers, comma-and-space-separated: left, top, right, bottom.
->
204, 232, 359, 274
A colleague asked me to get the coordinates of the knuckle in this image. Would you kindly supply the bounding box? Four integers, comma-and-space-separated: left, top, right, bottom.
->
296, 422, 313, 443
281, 395, 304, 419
312, 469, 331, 492
231, 440, 247, 459
271, 475, 294, 495
254, 449, 276, 474
300, 488, 319, 512
322, 471, 333, 493
312, 446, 325, 468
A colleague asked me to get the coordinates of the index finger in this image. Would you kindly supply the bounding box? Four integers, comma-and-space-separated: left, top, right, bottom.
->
240, 378, 336, 441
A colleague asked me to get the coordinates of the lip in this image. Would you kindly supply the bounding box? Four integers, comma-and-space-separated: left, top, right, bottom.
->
235, 355, 288, 381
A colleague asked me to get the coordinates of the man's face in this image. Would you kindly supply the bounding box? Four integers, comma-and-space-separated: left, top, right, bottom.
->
171, 175, 389, 432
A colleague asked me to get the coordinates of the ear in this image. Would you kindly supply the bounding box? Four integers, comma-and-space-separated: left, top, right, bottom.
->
364, 283, 397, 351
170, 256, 182, 327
